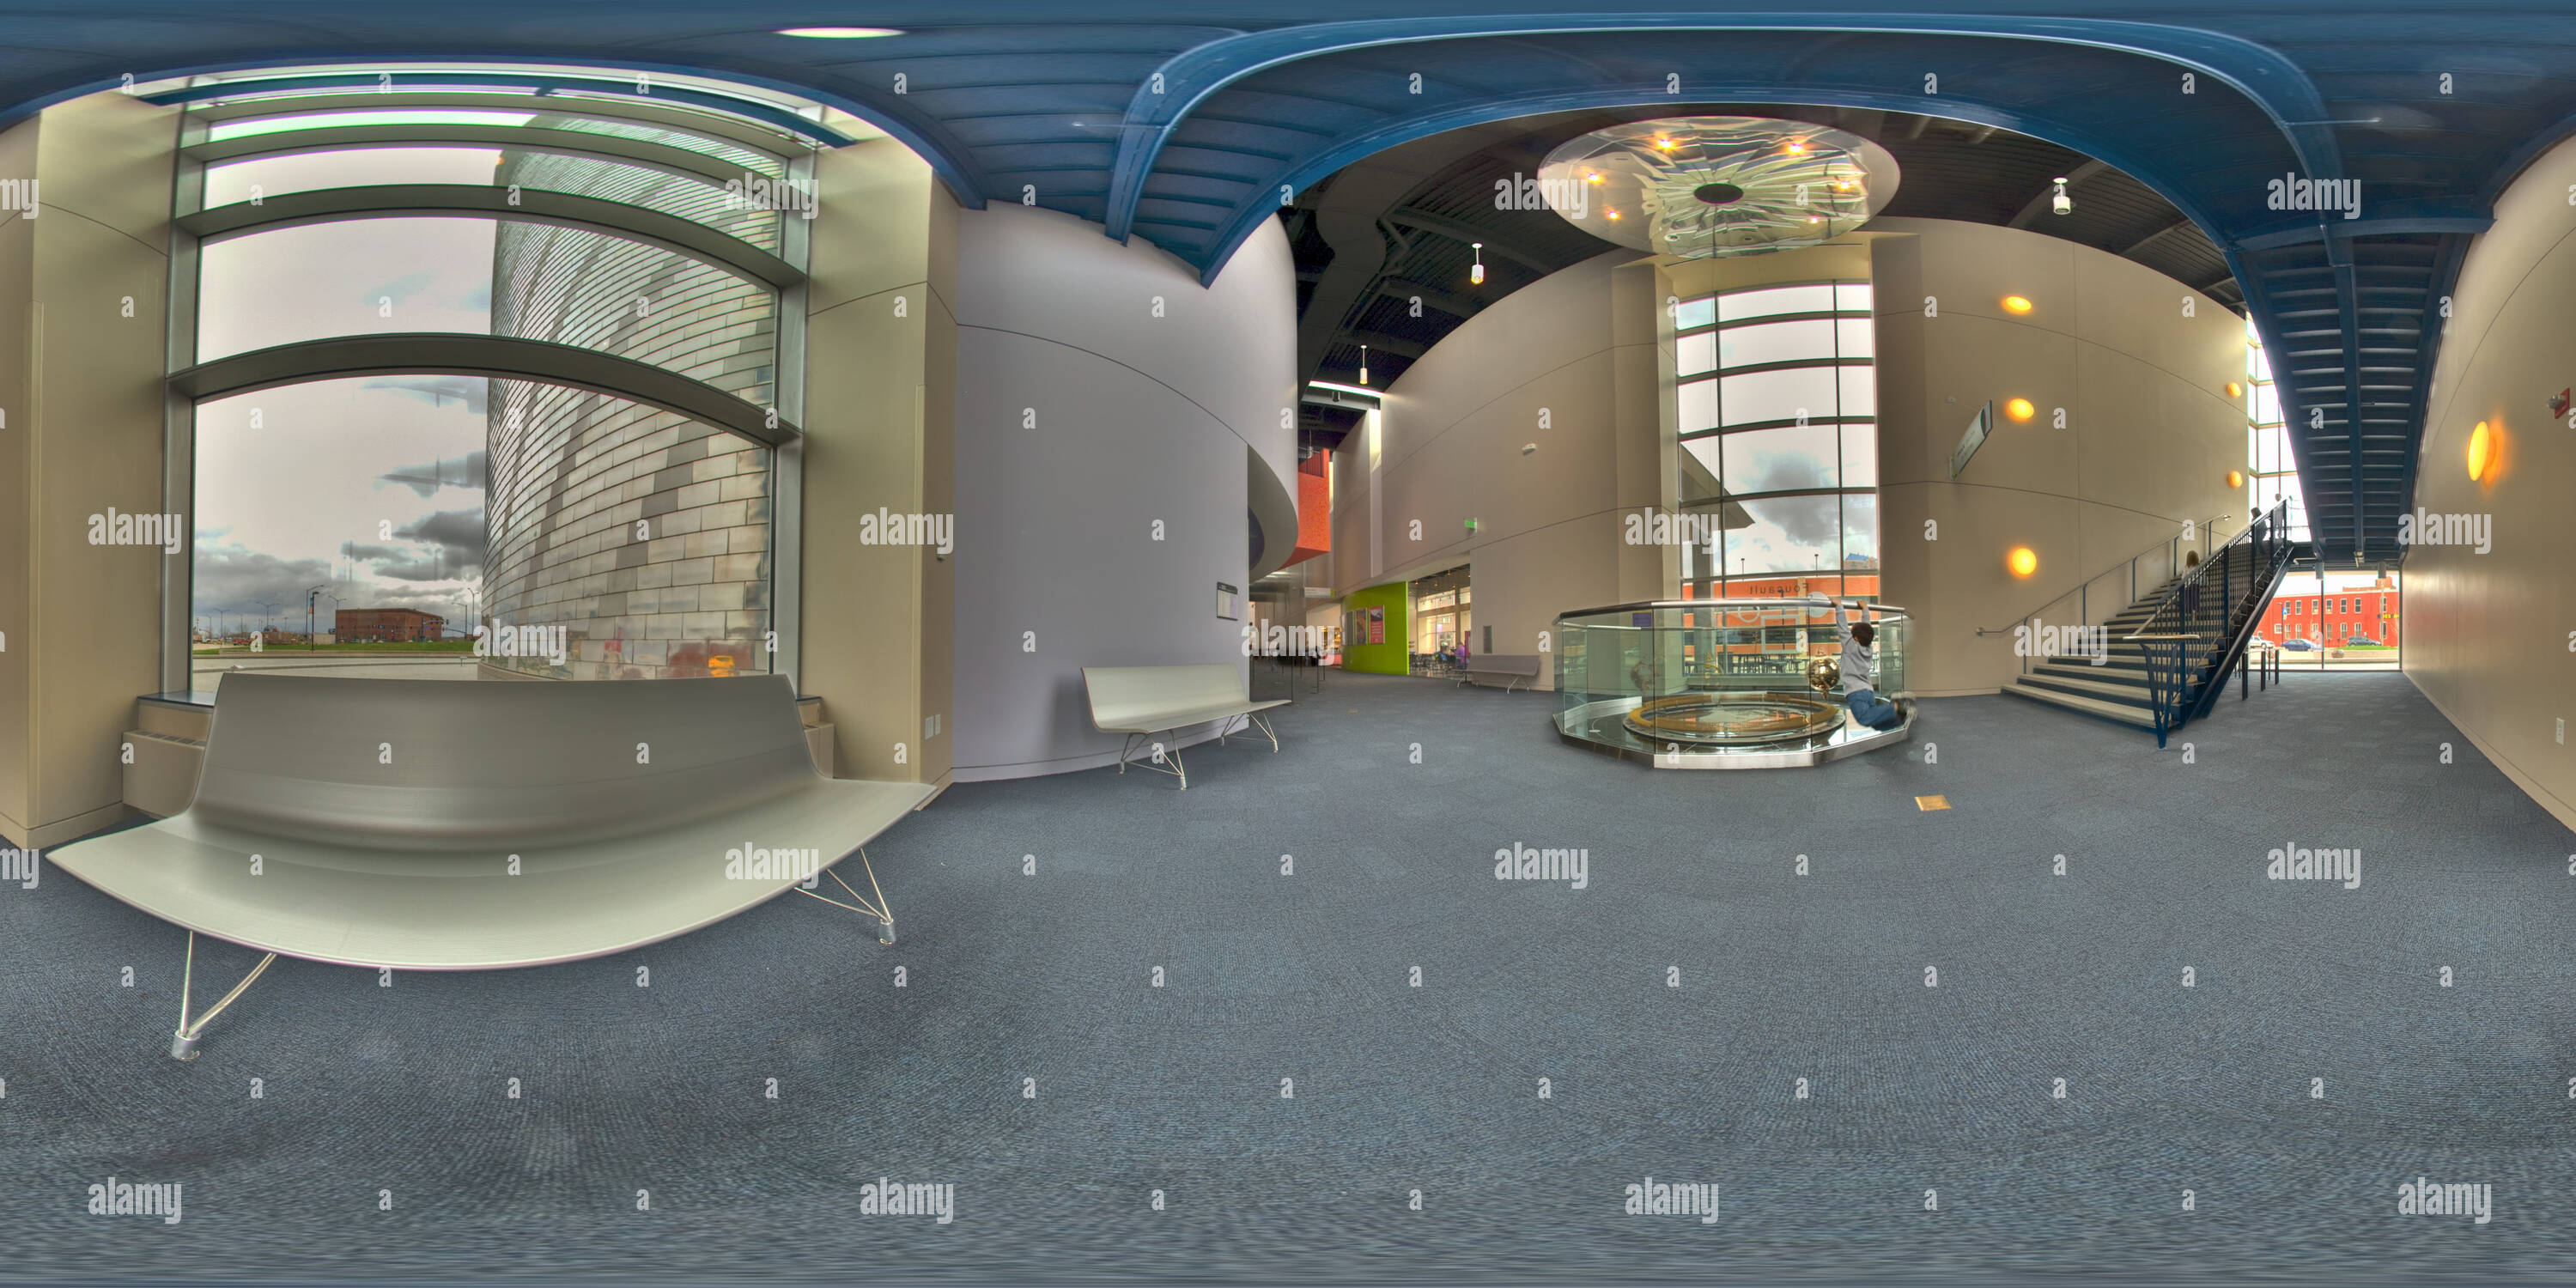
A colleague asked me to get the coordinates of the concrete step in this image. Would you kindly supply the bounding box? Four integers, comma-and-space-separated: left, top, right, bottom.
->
2004, 680, 2160, 728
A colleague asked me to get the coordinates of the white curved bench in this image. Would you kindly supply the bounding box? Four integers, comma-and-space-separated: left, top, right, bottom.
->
1083, 663, 1285, 789
50, 672, 930, 1054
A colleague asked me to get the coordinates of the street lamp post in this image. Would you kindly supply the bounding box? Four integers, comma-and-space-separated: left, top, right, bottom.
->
307, 586, 339, 653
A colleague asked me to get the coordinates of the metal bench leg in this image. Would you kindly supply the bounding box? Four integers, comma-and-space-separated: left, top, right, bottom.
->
1246, 710, 1279, 752
793, 844, 898, 945
1115, 728, 1189, 788
171, 930, 276, 1060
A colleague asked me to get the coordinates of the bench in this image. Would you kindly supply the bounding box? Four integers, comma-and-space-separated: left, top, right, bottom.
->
48, 672, 931, 1057
1460, 653, 1543, 692
1082, 663, 1287, 789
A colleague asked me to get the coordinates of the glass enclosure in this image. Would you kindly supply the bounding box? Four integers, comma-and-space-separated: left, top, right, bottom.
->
1555, 599, 1911, 767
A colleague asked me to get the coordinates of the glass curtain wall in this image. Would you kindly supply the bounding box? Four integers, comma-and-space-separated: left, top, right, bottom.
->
1675, 282, 1879, 602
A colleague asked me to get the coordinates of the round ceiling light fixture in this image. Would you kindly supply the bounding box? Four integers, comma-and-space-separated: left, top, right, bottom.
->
1537, 117, 1899, 258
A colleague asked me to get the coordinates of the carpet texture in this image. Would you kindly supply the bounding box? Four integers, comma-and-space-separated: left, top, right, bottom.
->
3, 671, 2573, 1283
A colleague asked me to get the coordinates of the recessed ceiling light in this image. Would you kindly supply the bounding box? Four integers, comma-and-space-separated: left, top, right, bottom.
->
775, 27, 904, 38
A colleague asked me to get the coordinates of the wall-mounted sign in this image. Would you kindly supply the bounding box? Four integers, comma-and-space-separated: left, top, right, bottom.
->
1217, 582, 1238, 620
1950, 401, 1994, 479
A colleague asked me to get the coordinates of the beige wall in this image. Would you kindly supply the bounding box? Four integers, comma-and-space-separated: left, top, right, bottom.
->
2406, 132, 2576, 831
1334, 250, 1663, 684
0, 93, 177, 848
1869, 217, 2247, 695
798, 137, 957, 785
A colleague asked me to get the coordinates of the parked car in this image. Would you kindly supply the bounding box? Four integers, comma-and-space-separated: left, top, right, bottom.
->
2345, 635, 2380, 647
2277, 638, 2319, 652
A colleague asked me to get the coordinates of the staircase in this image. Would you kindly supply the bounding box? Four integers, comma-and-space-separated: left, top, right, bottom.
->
2004, 501, 2294, 738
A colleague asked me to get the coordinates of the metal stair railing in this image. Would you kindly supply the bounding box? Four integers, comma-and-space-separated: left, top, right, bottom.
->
2123, 499, 2293, 746
1976, 513, 2231, 675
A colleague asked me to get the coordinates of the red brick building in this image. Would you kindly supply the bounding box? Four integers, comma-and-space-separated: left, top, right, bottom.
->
2260, 575, 2398, 646
336, 607, 447, 643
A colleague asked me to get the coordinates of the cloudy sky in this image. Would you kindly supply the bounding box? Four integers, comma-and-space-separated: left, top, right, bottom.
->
191, 146, 499, 635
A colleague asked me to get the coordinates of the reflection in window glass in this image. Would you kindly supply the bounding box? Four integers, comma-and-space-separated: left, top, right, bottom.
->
1680, 437, 1726, 489
1674, 297, 1716, 330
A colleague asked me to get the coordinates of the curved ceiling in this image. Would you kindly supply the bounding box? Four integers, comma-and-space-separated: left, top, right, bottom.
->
16, 1, 2576, 563
1286, 104, 2243, 406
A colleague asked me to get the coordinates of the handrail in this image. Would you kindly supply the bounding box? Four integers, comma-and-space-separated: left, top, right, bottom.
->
1562, 598, 1913, 622
2126, 498, 2294, 746
2121, 502, 2277, 643
1976, 513, 2231, 638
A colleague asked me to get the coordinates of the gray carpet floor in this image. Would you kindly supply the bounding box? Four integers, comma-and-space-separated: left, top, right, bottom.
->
6, 671, 2576, 1284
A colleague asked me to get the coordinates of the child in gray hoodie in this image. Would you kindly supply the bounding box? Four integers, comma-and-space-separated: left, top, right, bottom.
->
1814, 593, 1905, 730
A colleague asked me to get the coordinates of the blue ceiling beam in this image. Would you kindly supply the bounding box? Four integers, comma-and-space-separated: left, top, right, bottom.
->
1103, 13, 2346, 251
1182, 82, 2257, 287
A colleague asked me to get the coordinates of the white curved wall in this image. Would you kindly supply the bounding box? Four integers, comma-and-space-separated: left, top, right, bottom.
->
1329, 248, 1665, 683
950, 206, 1297, 780
1869, 217, 2250, 694
2407, 131, 2576, 830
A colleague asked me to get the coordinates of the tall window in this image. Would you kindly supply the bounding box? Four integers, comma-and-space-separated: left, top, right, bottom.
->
2245, 316, 2308, 539
1675, 282, 1878, 599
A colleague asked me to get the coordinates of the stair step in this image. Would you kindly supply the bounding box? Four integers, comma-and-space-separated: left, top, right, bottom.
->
2032, 659, 2148, 680
2016, 672, 2154, 706
2004, 682, 2160, 728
